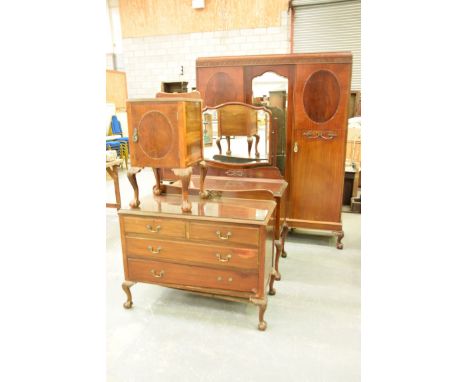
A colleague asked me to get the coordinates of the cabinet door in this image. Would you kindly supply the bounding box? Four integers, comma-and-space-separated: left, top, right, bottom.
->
128, 101, 181, 168
196, 66, 244, 107
289, 129, 346, 223
289, 63, 351, 224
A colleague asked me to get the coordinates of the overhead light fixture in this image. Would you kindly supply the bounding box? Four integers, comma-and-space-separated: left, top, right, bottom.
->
192, 0, 205, 9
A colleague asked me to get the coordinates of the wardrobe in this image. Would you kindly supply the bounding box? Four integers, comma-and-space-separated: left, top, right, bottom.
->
196, 53, 352, 248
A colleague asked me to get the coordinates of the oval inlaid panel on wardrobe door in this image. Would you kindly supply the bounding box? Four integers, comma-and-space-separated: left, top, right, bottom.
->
138, 111, 174, 159
303, 70, 340, 123
205, 72, 237, 107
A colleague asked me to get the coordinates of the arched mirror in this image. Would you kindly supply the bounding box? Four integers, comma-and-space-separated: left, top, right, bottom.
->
251, 72, 288, 174
202, 102, 273, 165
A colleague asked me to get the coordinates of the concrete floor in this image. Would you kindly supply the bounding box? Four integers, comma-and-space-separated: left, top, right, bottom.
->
107, 168, 360, 382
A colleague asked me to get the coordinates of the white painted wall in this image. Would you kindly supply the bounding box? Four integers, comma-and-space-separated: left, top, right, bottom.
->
121, 11, 290, 98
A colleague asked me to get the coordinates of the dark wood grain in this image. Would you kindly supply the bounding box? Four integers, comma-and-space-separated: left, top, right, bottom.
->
196, 53, 352, 248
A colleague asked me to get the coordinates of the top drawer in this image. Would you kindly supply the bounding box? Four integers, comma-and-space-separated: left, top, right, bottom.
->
189, 222, 259, 247
123, 216, 186, 239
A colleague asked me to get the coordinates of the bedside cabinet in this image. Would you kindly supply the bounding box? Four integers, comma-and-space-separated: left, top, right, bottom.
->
126, 98, 208, 212
118, 194, 278, 331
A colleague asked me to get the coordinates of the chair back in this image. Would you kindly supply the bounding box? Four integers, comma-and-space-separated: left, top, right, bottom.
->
111, 115, 123, 136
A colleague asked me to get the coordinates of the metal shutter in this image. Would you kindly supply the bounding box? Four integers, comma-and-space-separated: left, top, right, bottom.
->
292, 0, 361, 90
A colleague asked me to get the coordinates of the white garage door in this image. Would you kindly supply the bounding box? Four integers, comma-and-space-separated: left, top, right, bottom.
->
292, 0, 361, 90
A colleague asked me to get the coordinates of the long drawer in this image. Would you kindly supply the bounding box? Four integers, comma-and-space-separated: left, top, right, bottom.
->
189, 222, 259, 247
127, 258, 258, 292
126, 237, 258, 269
123, 216, 186, 239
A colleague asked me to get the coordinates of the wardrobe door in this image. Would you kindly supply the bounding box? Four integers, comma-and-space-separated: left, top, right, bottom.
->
196, 66, 244, 107
289, 63, 351, 225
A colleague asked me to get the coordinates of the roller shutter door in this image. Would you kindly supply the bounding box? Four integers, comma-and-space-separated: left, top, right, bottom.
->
292, 0, 361, 90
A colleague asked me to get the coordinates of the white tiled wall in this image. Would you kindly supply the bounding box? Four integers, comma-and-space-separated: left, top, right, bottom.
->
121, 11, 290, 98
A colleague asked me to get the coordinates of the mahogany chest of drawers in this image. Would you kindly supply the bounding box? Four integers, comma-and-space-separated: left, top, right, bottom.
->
118, 194, 278, 330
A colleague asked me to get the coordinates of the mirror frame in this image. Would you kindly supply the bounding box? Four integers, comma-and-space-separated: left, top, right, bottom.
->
202, 101, 277, 169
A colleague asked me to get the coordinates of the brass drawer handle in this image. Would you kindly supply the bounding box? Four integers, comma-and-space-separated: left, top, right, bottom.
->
146, 224, 161, 233
216, 230, 232, 240
147, 246, 162, 254
320, 131, 337, 140
216, 253, 232, 263
150, 269, 165, 278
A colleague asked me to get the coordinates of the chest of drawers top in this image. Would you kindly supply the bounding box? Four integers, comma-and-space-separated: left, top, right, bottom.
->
118, 194, 276, 226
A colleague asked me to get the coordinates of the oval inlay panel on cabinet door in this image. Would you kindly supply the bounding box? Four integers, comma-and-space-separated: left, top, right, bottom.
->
303, 70, 340, 123
205, 72, 237, 106
137, 111, 174, 159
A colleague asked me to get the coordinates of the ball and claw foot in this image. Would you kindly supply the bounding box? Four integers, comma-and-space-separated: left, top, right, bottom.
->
274, 272, 281, 281
123, 301, 133, 309
334, 231, 344, 250
199, 190, 209, 199
258, 321, 267, 331
129, 199, 140, 208
181, 199, 192, 213
153, 186, 162, 196
268, 287, 276, 296
281, 251, 287, 258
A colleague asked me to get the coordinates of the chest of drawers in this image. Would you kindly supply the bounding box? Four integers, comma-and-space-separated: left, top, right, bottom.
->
118, 194, 277, 330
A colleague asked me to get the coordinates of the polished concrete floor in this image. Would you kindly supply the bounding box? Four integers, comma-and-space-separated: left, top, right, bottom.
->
107, 168, 360, 382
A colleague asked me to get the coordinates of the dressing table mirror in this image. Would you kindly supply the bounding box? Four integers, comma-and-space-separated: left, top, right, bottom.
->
202, 102, 276, 168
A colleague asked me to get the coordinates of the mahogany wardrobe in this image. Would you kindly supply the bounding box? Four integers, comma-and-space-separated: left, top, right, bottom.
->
196, 53, 352, 249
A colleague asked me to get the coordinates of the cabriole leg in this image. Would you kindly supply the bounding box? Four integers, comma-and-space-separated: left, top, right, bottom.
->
281, 223, 289, 258
122, 281, 135, 309
254, 134, 260, 158
247, 136, 253, 157
199, 160, 209, 199
269, 269, 277, 296
333, 230, 344, 250
251, 297, 268, 331
226, 136, 232, 156
152, 167, 162, 195
216, 137, 222, 155
172, 167, 193, 213
274, 240, 282, 281
127, 167, 142, 208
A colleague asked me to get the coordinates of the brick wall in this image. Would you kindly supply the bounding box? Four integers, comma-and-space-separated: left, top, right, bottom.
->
121, 11, 290, 98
